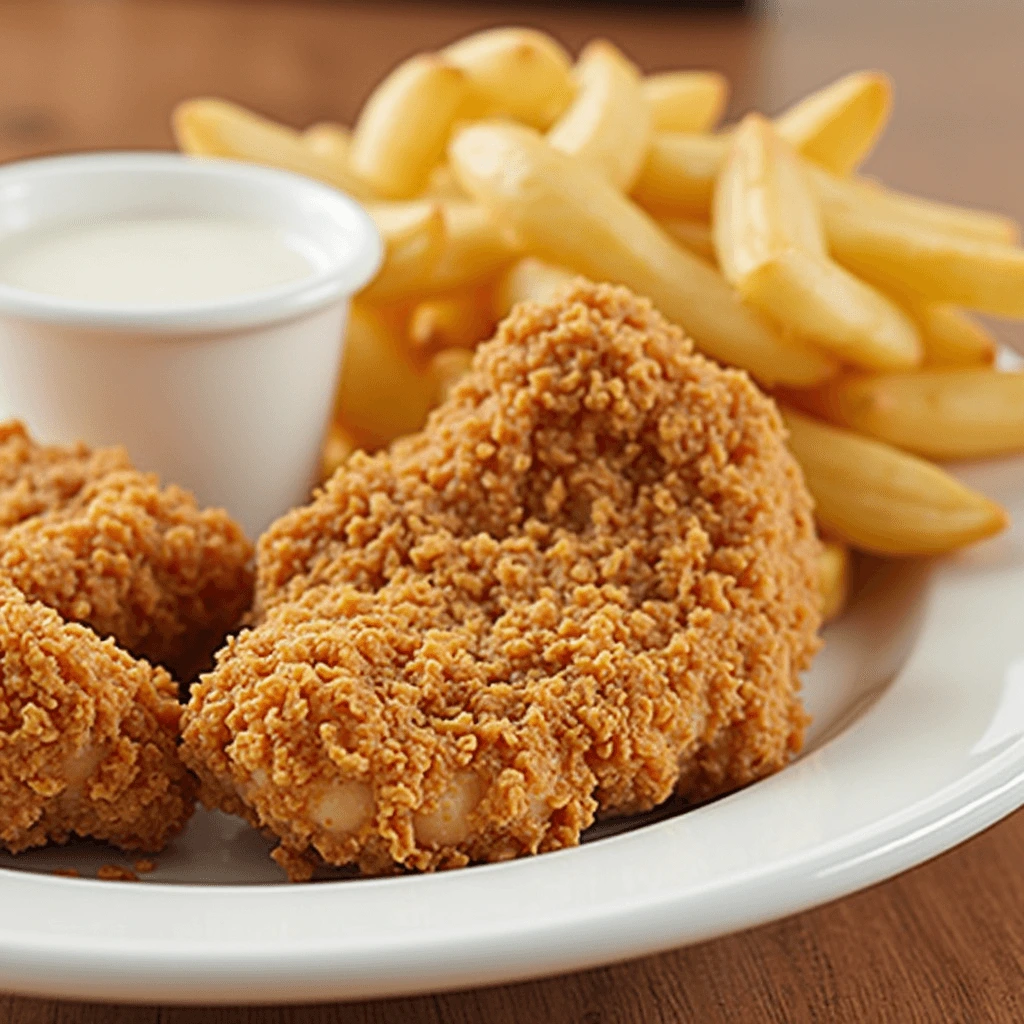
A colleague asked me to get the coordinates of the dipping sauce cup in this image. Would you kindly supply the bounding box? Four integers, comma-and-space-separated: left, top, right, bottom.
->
0, 152, 382, 539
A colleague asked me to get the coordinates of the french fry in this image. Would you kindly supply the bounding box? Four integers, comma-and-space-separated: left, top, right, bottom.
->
362, 201, 519, 303
304, 122, 351, 160
350, 54, 471, 199
818, 369, 1024, 461
818, 541, 851, 622
808, 163, 1022, 316
819, 195, 1024, 317
774, 71, 892, 176
643, 71, 729, 134
631, 132, 724, 217
658, 218, 717, 262
429, 348, 476, 404
421, 163, 467, 200
360, 200, 446, 303
782, 407, 1008, 555
547, 40, 651, 191
321, 420, 361, 480
366, 199, 442, 238
714, 116, 922, 370
809, 163, 1018, 244
633, 125, 1018, 245
409, 289, 497, 352
444, 27, 574, 131
717, 118, 826, 261
428, 202, 521, 294
336, 304, 437, 446
450, 121, 836, 386
894, 294, 996, 367
173, 99, 374, 200
494, 257, 577, 317
633, 70, 896, 215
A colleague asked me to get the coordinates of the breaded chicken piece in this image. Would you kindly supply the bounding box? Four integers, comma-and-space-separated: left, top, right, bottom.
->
0, 582, 195, 854
184, 283, 822, 880
0, 422, 253, 678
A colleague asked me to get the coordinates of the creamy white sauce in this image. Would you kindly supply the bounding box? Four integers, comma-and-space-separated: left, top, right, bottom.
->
0, 216, 318, 306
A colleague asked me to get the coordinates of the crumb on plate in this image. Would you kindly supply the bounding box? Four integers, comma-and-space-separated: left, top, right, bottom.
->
97, 864, 139, 882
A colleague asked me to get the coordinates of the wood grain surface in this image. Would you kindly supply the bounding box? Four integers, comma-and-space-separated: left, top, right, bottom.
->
0, 0, 1022, 1020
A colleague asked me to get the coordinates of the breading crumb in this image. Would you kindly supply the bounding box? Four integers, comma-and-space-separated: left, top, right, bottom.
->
97, 864, 139, 882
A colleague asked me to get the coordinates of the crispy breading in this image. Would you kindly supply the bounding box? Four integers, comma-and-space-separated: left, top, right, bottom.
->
0, 582, 195, 854
0, 422, 254, 677
184, 283, 822, 879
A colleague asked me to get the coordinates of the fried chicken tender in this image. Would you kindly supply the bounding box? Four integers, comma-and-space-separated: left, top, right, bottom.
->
183, 283, 822, 879
0, 582, 195, 854
0, 422, 253, 678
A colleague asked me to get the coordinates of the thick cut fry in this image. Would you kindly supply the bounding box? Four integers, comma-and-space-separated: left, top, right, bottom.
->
821, 199, 1024, 317
335, 304, 437, 446
893, 294, 996, 367
365, 199, 442, 238
632, 132, 725, 217
360, 201, 446, 303
818, 541, 851, 622
494, 257, 577, 317
714, 116, 922, 370
173, 99, 373, 199
304, 122, 351, 160
643, 71, 728, 133
658, 218, 717, 262
715, 117, 826, 269
444, 27, 574, 130
428, 347, 475, 404
547, 40, 651, 191
810, 165, 1021, 315
820, 369, 1024, 461
350, 54, 470, 199
633, 128, 1019, 244
362, 201, 518, 302
919, 305, 997, 367
810, 164, 1018, 244
774, 72, 892, 175
782, 408, 1008, 555
736, 251, 923, 370
321, 420, 361, 480
409, 289, 497, 352
450, 121, 836, 386
429, 202, 521, 294
421, 163, 466, 200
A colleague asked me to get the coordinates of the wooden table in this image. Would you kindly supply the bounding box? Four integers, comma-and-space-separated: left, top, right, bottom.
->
1, 0, 1022, 1020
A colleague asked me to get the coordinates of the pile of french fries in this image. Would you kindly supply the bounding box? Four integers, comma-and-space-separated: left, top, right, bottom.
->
173, 27, 1024, 623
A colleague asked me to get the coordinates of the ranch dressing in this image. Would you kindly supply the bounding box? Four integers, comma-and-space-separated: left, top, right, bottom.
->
0, 216, 317, 306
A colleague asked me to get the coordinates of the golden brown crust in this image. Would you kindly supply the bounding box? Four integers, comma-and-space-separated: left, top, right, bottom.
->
185, 283, 821, 878
0, 582, 195, 854
0, 421, 254, 677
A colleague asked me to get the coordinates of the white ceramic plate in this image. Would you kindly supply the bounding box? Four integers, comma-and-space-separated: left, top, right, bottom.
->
1, 454, 1022, 1006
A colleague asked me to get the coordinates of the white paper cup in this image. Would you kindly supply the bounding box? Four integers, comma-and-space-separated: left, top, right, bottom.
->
0, 152, 381, 539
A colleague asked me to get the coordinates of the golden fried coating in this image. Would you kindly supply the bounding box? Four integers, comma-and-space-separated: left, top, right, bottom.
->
184, 283, 821, 880
0, 422, 254, 677
0, 582, 195, 854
